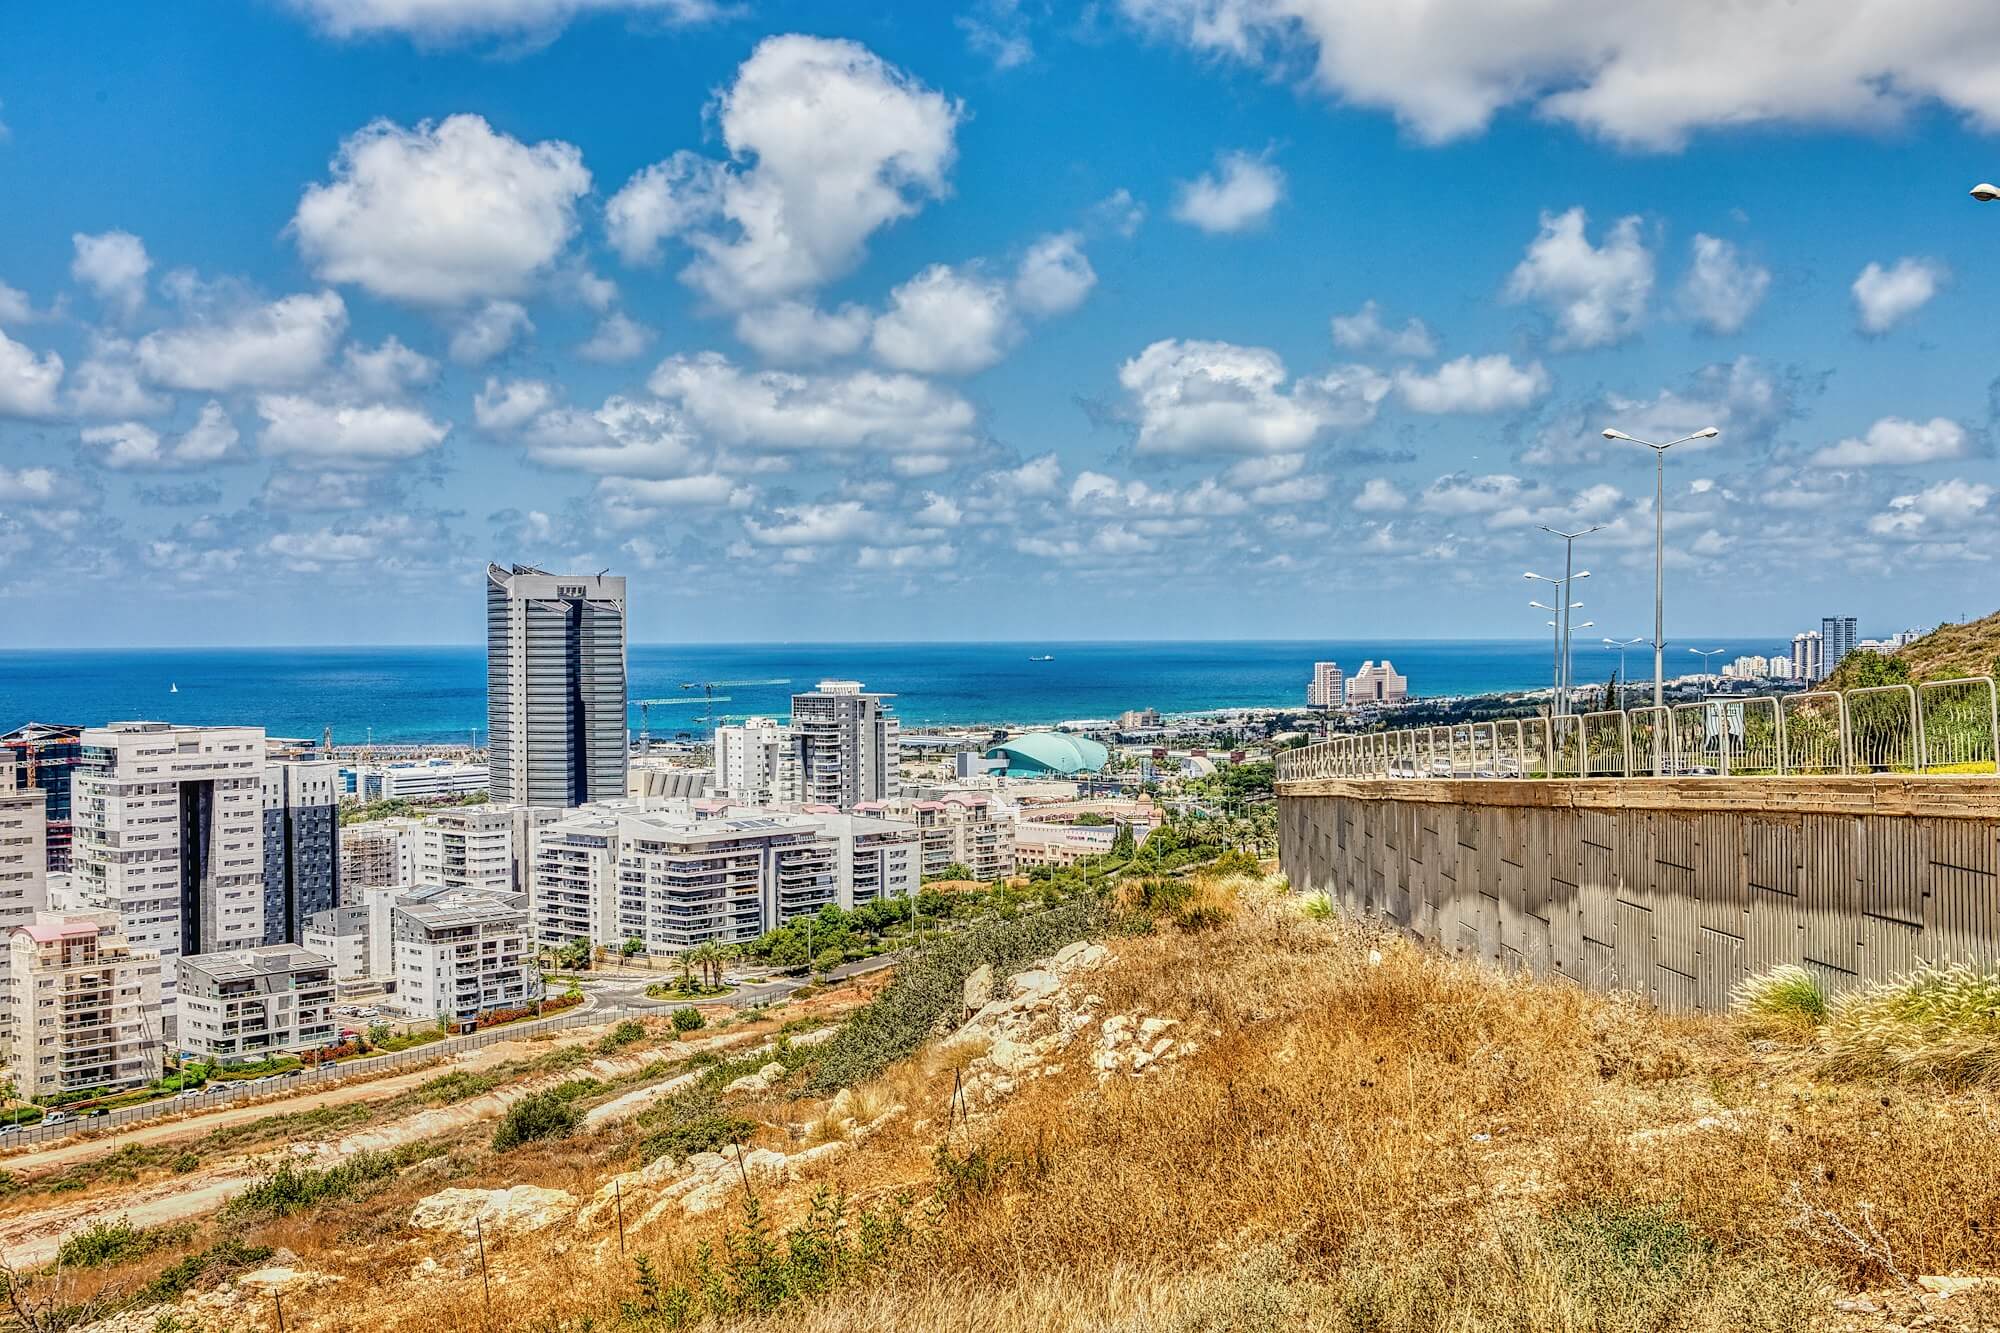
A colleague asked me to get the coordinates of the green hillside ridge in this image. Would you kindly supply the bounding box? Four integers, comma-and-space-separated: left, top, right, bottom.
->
1823, 610, 2000, 691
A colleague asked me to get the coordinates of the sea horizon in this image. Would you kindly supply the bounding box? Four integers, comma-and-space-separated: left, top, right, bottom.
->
1, 638, 1790, 744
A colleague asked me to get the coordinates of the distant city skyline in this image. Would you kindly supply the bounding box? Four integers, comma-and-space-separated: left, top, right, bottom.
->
8, 7, 2000, 646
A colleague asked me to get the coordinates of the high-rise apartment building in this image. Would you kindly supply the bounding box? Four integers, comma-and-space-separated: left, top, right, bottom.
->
1820, 616, 1858, 675
714, 717, 797, 803
261, 759, 340, 946
417, 806, 516, 893
5, 911, 161, 1099
485, 563, 628, 807
0, 772, 51, 1049
2, 722, 83, 872
72, 723, 267, 1017
858, 794, 1015, 881
1307, 662, 1344, 709
790, 681, 899, 809
1791, 631, 1825, 682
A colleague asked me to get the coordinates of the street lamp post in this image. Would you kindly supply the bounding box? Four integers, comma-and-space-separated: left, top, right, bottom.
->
1527, 571, 1589, 714
1531, 601, 1563, 713
1600, 426, 1721, 708
1689, 647, 1727, 685
1540, 524, 1602, 720
1603, 635, 1647, 709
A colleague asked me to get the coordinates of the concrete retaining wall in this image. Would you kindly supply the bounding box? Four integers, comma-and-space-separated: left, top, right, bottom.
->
1277, 777, 2000, 1011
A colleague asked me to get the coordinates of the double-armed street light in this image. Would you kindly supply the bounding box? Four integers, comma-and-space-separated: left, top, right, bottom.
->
1689, 647, 1727, 684
1528, 567, 1589, 715
1599, 425, 1722, 709
1603, 635, 1647, 708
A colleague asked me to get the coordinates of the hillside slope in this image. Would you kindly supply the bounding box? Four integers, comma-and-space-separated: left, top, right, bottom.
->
1825, 610, 2000, 690
25, 874, 2000, 1333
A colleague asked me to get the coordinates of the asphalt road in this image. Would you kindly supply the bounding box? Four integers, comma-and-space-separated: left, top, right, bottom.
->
580, 954, 901, 1011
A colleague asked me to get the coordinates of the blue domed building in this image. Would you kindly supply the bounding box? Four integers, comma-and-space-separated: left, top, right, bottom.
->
984, 731, 1110, 777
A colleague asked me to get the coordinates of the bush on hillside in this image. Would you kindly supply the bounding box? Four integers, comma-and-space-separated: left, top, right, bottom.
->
493, 1090, 582, 1150
800, 894, 1108, 1096
1731, 964, 1828, 1036
1823, 964, 2000, 1084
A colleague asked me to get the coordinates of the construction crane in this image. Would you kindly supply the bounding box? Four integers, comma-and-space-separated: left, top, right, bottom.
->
678, 678, 791, 729
634, 698, 723, 754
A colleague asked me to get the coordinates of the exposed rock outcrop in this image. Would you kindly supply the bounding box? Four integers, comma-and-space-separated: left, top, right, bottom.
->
409, 1185, 575, 1240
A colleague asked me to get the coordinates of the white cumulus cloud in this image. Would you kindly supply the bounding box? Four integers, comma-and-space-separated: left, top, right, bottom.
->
1507, 207, 1652, 349
473, 377, 554, 431
871, 264, 1017, 375
256, 394, 450, 468
1171, 150, 1283, 233
1116, 1, 2000, 151
577, 311, 655, 363
1119, 338, 1388, 456
294, 114, 590, 306
1868, 479, 1993, 536
1852, 257, 1947, 334
1395, 354, 1549, 414
1353, 477, 1407, 512
70, 231, 151, 320
137, 290, 348, 391
1812, 415, 1968, 467
1012, 232, 1096, 316
0, 328, 64, 417
1679, 234, 1770, 334
80, 401, 240, 470
448, 299, 533, 364
1330, 300, 1436, 358
606, 36, 961, 310
287, 0, 722, 41
732, 301, 873, 365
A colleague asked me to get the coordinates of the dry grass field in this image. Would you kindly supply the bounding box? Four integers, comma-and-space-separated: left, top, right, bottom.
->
13, 872, 2000, 1332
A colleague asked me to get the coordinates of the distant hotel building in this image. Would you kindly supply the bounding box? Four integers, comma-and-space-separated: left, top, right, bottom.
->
485, 563, 628, 807
1345, 660, 1409, 706
1307, 662, 1344, 709
791, 681, 899, 809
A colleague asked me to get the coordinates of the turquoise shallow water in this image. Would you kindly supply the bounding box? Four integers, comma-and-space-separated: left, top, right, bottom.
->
0, 638, 1785, 745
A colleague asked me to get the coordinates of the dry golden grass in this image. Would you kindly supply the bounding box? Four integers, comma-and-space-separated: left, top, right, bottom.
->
48, 882, 2000, 1333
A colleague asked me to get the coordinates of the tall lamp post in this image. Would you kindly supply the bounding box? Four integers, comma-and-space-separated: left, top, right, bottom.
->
1600, 425, 1721, 708
1527, 570, 1589, 714
1689, 647, 1727, 685
1603, 636, 1646, 709
1531, 602, 1563, 713
1540, 524, 1602, 722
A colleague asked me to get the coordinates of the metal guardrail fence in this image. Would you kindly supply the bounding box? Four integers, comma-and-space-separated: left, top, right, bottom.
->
0, 1004, 639, 1151
1276, 676, 2000, 783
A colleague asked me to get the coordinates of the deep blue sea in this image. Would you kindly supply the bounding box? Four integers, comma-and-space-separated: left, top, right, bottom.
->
0, 639, 1786, 745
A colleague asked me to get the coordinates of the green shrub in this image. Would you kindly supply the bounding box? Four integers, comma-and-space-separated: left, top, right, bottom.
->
624, 1190, 912, 1321
801, 894, 1107, 1096
416, 1070, 501, 1105
55, 1216, 193, 1269
671, 1006, 706, 1034
1297, 891, 1334, 921
222, 1150, 402, 1221
136, 1239, 276, 1307
597, 1019, 648, 1052
1731, 964, 1828, 1034
493, 1091, 581, 1151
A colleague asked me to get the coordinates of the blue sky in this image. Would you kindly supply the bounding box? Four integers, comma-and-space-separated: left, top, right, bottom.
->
3, 1, 2000, 648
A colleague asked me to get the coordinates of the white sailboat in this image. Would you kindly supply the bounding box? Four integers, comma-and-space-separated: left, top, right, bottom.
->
169, 683, 179, 694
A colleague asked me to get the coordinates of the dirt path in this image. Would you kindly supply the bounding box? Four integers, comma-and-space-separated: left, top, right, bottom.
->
0, 1028, 780, 1268
0, 1027, 599, 1177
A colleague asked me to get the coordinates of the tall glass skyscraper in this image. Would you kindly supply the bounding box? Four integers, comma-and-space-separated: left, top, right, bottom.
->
485, 564, 628, 808
1820, 616, 1859, 676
